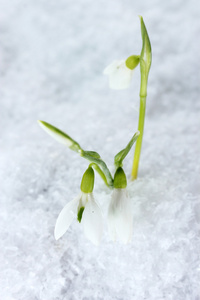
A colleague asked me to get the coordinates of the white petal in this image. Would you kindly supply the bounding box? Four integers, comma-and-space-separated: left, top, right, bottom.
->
103, 60, 124, 75
54, 194, 80, 240
108, 189, 133, 244
78, 192, 87, 209
104, 60, 133, 90
107, 211, 117, 242
81, 194, 103, 245
114, 207, 133, 244
109, 67, 133, 90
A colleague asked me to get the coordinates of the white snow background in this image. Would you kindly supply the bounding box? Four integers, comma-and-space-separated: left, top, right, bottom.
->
0, 0, 200, 299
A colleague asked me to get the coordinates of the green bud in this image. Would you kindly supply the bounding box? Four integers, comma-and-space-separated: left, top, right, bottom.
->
113, 167, 127, 189
80, 167, 95, 193
38, 120, 81, 152
139, 16, 152, 76
125, 55, 140, 70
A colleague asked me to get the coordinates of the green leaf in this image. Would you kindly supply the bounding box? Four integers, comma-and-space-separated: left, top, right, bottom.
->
139, 16, 152, 77
114, 131, 140, 167
38, 120, 82, 152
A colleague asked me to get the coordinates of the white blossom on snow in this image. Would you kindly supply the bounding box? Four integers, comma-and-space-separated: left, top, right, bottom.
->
54, 192, 103, 245
107, 188, 133, 243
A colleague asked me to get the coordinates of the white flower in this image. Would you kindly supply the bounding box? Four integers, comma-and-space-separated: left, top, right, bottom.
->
54, 192, 103, 245
103, 60, 134, 90
107, 188, 133, 244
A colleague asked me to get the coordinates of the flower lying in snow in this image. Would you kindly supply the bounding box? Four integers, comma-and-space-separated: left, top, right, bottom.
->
54, 167, 103, 245
103, 55, 140, 90
107, 167, 133, 243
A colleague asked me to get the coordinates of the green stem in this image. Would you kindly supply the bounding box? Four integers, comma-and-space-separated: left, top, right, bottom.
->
97, 159, 114, 187
131, 16, 151, 180
89, 163, 111, 188
80, 150, 113, 187
131, 74, 148, 180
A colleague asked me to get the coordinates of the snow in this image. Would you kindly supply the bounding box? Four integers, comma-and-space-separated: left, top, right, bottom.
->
0, 0, 200, 299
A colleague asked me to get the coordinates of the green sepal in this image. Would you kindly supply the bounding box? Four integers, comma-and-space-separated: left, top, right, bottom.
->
114, 131, 140, 167
113, 167, 127, 189
139, 16, 152, 77
80, 167, 95, 193
38, 120, 81, 152
77, 207, 85, 223
126, 55, 140, 70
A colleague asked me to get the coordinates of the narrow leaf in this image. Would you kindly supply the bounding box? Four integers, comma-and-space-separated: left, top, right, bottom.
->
114, 131, 140, 167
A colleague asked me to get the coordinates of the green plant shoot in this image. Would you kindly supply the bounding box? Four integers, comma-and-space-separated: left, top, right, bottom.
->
131, 16, 152, 180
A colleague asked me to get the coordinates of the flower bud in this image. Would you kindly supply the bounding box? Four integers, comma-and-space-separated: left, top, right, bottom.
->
139, 16, 152, 76
38, 120, 81, 152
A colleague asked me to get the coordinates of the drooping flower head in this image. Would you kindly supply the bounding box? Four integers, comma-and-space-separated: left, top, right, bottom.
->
54, 167, 103, 245
103, 55, 140, 90
107, 167, 133, 243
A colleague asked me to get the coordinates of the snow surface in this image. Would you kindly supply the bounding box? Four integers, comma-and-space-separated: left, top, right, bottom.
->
0, 0, 200, 299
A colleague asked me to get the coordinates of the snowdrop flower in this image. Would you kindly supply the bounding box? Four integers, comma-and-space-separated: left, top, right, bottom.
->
103, 55, 140, 90
54, 167, 103, 245
108, 167, 133, 243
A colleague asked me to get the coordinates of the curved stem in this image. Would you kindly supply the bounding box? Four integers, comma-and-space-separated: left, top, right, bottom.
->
96, 160, 113, 187
89, 163, 111, 188
80, 150, 113, 187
